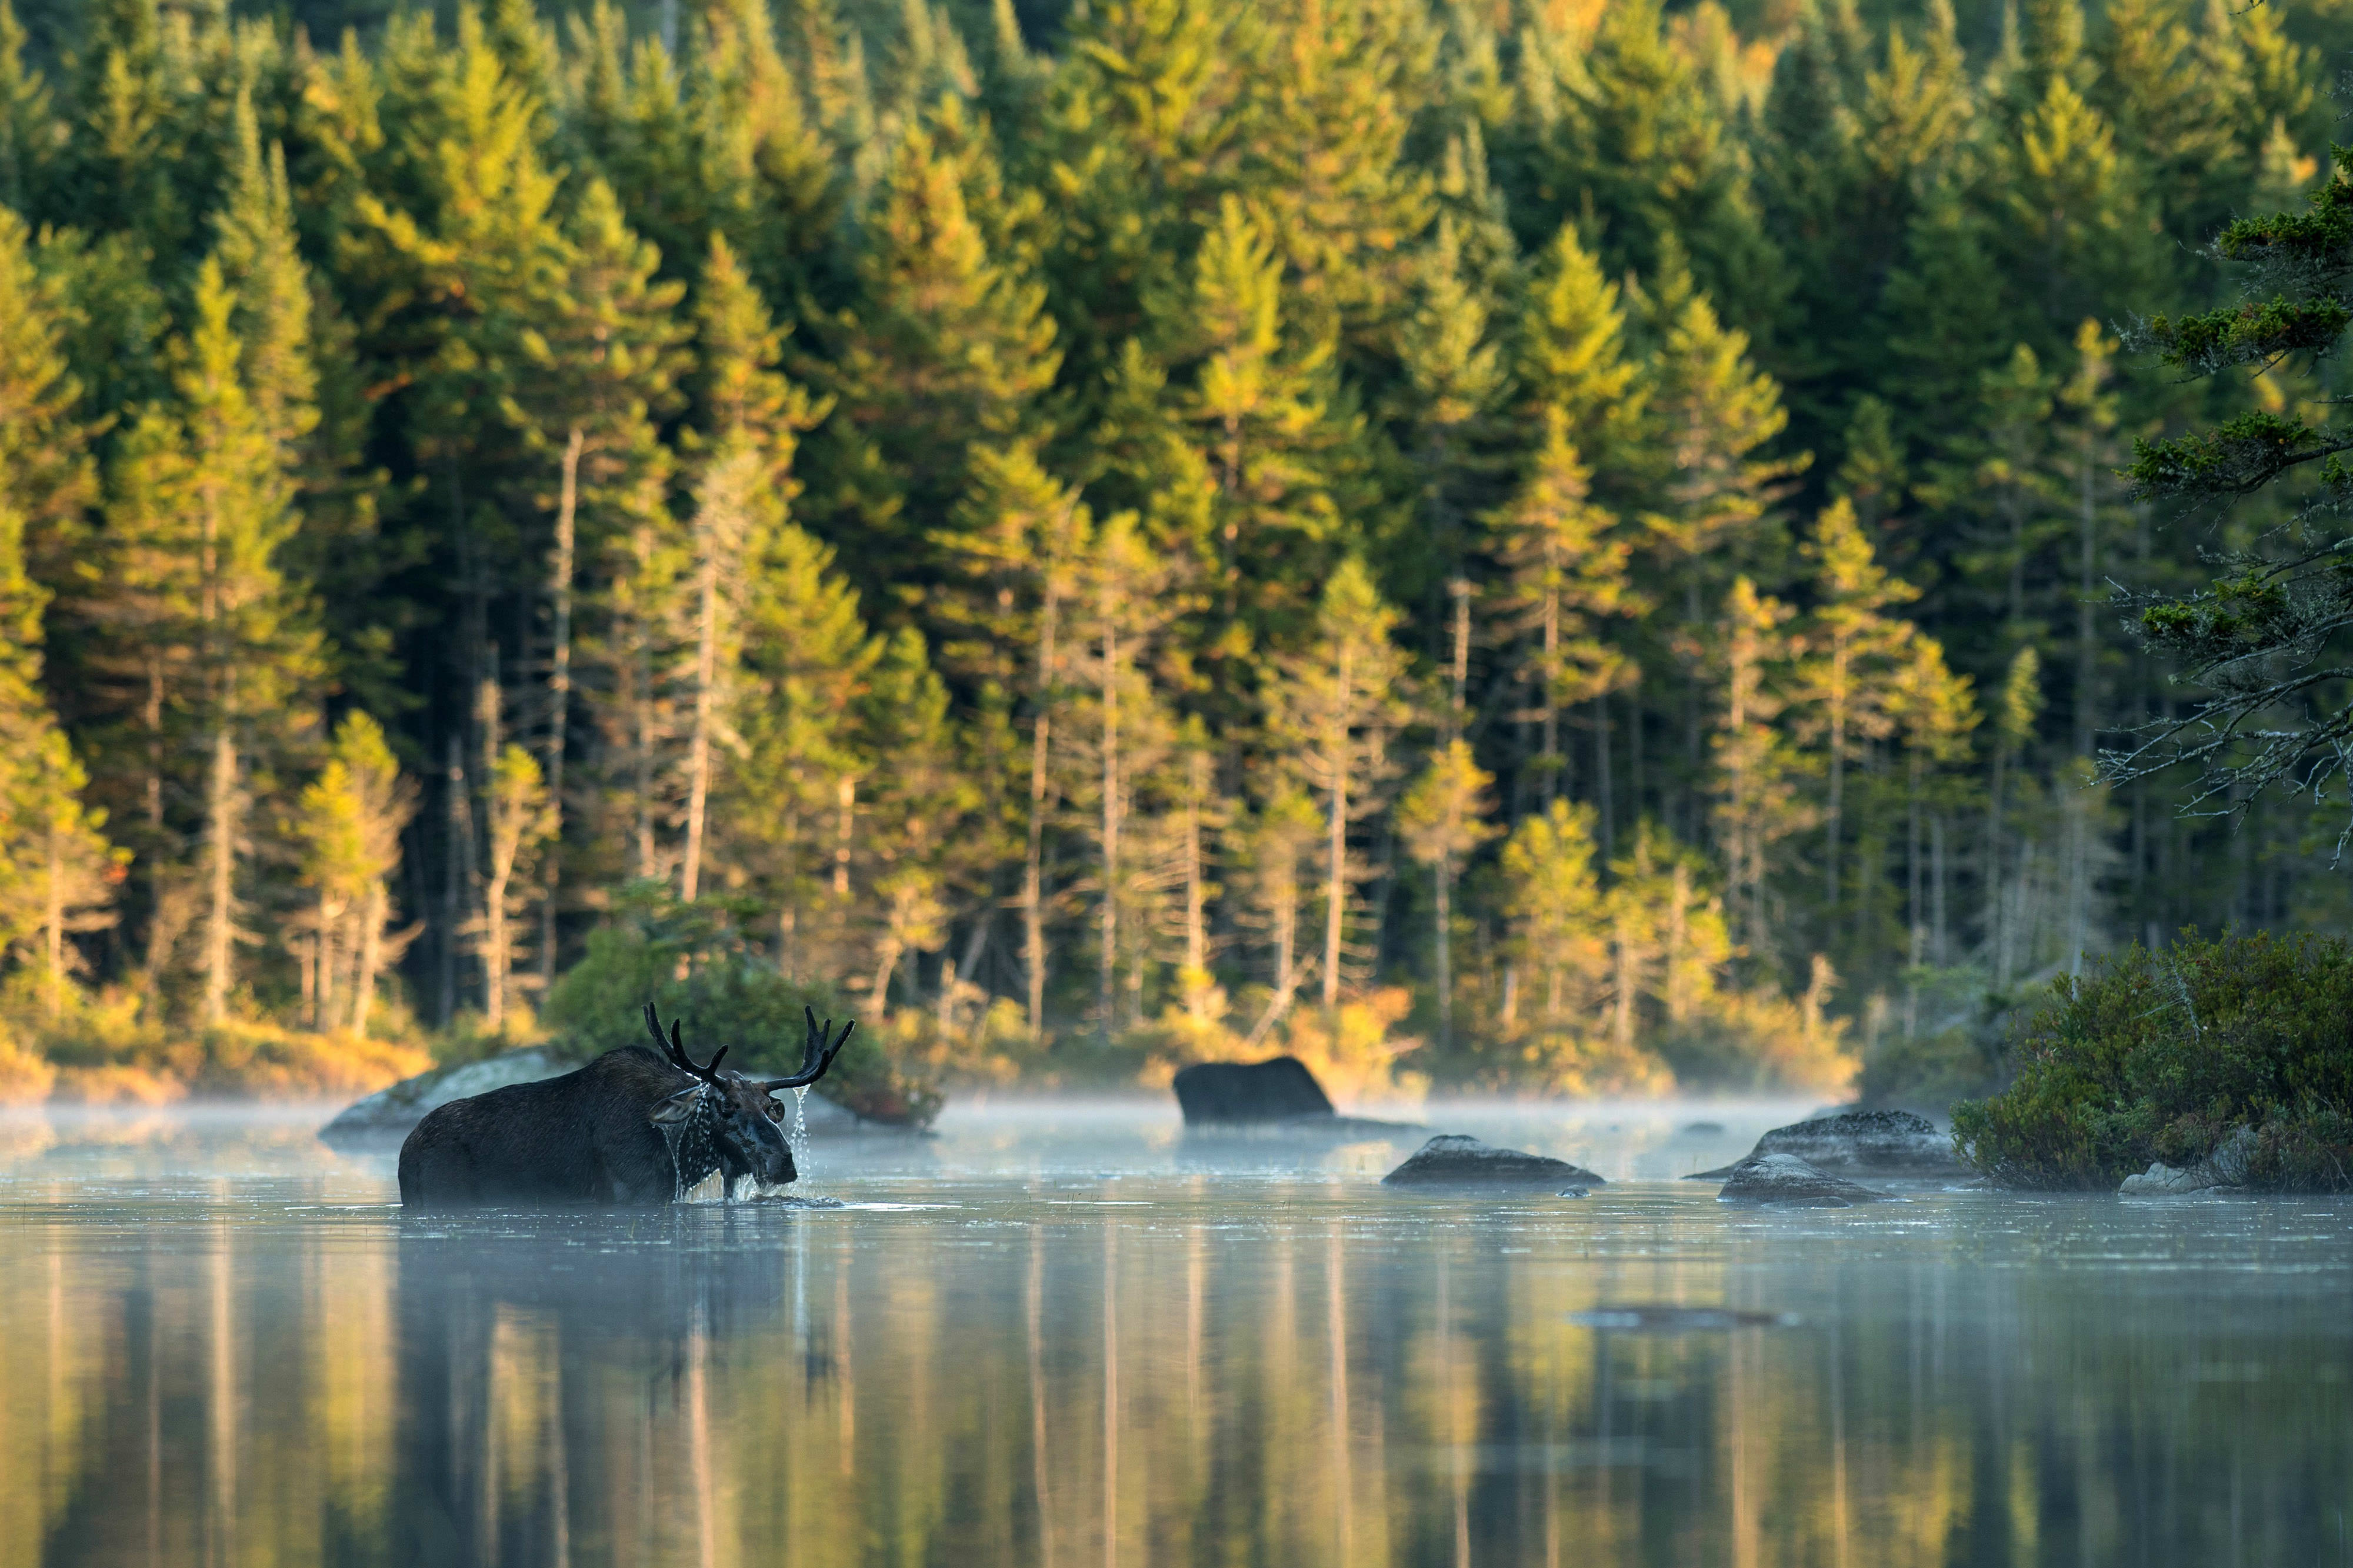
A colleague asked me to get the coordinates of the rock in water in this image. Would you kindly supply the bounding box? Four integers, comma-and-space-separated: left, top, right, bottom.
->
1381, 1135, 1606, 1191
1714, 1153, 1892, 1207
320, 1049, 572, 1142
2119, 1125, 2257, 1195
1756, 1109, 1961, 1173
1687, 1109, 1961, 1179
1172, 1057, 1335, 1125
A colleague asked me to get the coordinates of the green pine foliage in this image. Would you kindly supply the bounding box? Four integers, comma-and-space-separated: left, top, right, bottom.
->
0, 0, 2338, 1105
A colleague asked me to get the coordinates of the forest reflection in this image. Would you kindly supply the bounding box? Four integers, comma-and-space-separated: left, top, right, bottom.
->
4, 1182, 2346, 1567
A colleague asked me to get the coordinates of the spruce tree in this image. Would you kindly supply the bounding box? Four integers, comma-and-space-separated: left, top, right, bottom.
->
0, 490, 118, 1017
1262, 557, 1412, 1010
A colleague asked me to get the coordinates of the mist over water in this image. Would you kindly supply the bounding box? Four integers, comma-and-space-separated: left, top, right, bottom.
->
1, 1100, 2346, 1566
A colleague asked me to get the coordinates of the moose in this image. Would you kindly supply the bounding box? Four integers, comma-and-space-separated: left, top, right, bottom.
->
398, 1004, 855, 1208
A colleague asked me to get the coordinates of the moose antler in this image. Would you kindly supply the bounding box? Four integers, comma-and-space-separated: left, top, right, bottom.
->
761, 1006, 855, 1090
643, 1003, 729, 1084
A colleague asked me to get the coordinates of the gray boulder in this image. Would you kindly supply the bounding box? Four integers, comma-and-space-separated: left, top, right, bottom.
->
1382, 1135, 1605, 1192
1688, 1108, 1962, 1179
319, 1047, 866, 1143
2119, 1125, 2256, 1196
1714, 1152, 1892, 1207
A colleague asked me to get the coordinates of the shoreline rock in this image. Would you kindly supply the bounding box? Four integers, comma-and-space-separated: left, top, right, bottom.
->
1382, 1134, 1605, 1192
2118, 1125, 2257, 1196
1714, 1152, 1892, 1207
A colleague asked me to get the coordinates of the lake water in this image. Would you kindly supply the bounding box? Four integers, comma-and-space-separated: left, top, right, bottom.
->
0, 1098, 2346, 1567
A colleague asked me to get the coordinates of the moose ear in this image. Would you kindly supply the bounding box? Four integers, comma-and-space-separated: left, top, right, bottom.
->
649, 1087, 701, 1125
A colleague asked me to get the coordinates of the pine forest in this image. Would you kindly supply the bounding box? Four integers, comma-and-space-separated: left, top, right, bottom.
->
0, 0, 2345, 1107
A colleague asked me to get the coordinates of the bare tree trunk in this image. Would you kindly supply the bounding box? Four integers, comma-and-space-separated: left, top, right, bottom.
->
440, 736, 469, 1025
1449, 581, 1470, 739
1825, 644, 1847, 915
1592, 693, 1614, 859
1098, 598, 1119, 1045
1321, 647, 1354, 1011
540, 425, 582, 985
1184, 752, 1208, 1022
351, 880, 385, 1036
481, 676, 507, 1033
682, 476, 722, 902
1538, 587, 1558, 806
1434, 843, 1454, 1051
833, 780, 854, 898
44, 829, 65, 1020
2076, 458, 2098, 756
201, 726, 236, 1025
1024, 593, 1058, 1034
315, 894, 341, 1032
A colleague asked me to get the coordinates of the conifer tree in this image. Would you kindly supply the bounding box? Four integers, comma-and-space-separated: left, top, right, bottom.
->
0, 0, 54, 214
1488, 407, 1640, 810
1792, 499, 1919, 920
0, 492, 118, 1017
1515, 222, 1642, 491
936, 443, 1091, 1030
94, 260, 323, 1022
481, 741, 554, 1030
1497, 798, 1605, 1026
1169, 195, 1339, 629
1712, 576, 1810, 967
292, 712, 417, 1035
0, 209, 92, 618
1396, 738, 1494, 1050
809, 109, 1059, 586
1264, 557, 1412, 1010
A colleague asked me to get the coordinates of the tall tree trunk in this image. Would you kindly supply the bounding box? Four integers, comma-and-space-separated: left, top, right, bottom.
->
1433, 843, 1454, 1050
1826, 643, 1847, 916
479, 675, 506, 1032
201, 726, 236, 1024
1184, 752, 1209, 1022
2076, 457, 2098, 756
1449, 581, 1470, 739
314, 893, 340, 1032
832, 780, 854, 898
1023, 593, 1058, 1034
1592, 693, 1614, 859
44, 829, 65, 1020
351, 880, 385, 1036
682, 473, 722, 902
1538, 586, 1559, 805
1321, 648, 1354, 1010
540, 425, 581, 985
1098, 598, 1119, 1045
439, 736, 469, 1026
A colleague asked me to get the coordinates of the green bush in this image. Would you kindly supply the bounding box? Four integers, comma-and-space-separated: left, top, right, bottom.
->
1952, 932, 2353, 1190
541, 888, 944, 1129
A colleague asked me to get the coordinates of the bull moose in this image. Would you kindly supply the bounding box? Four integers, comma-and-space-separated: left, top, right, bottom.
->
397, 1004, 855, 1208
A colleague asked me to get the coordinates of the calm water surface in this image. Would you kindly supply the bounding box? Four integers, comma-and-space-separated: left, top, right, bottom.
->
0, 1098, 2346, 1567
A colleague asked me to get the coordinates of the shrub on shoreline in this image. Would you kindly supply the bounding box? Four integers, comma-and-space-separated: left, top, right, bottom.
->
1952, 932, 2353, 1190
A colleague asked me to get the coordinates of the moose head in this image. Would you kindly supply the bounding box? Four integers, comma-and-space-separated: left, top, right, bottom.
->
642, 1003, 855, 1191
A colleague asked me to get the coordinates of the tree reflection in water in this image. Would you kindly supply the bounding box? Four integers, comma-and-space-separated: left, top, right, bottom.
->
1, 1170, 2347, 1566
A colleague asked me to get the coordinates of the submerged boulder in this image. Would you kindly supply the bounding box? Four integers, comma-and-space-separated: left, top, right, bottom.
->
1688, 1109, 1962, 1180
2118, 1125, 2257, 1196
1714, 1153, 1892, 1207
1381, 1135, 1605, 1192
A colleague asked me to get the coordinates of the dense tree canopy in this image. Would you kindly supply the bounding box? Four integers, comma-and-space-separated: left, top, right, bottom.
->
0, 0, 2342, 1098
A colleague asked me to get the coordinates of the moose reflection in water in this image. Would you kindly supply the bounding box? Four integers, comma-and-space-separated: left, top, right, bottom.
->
397, 1005, 854, 1207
